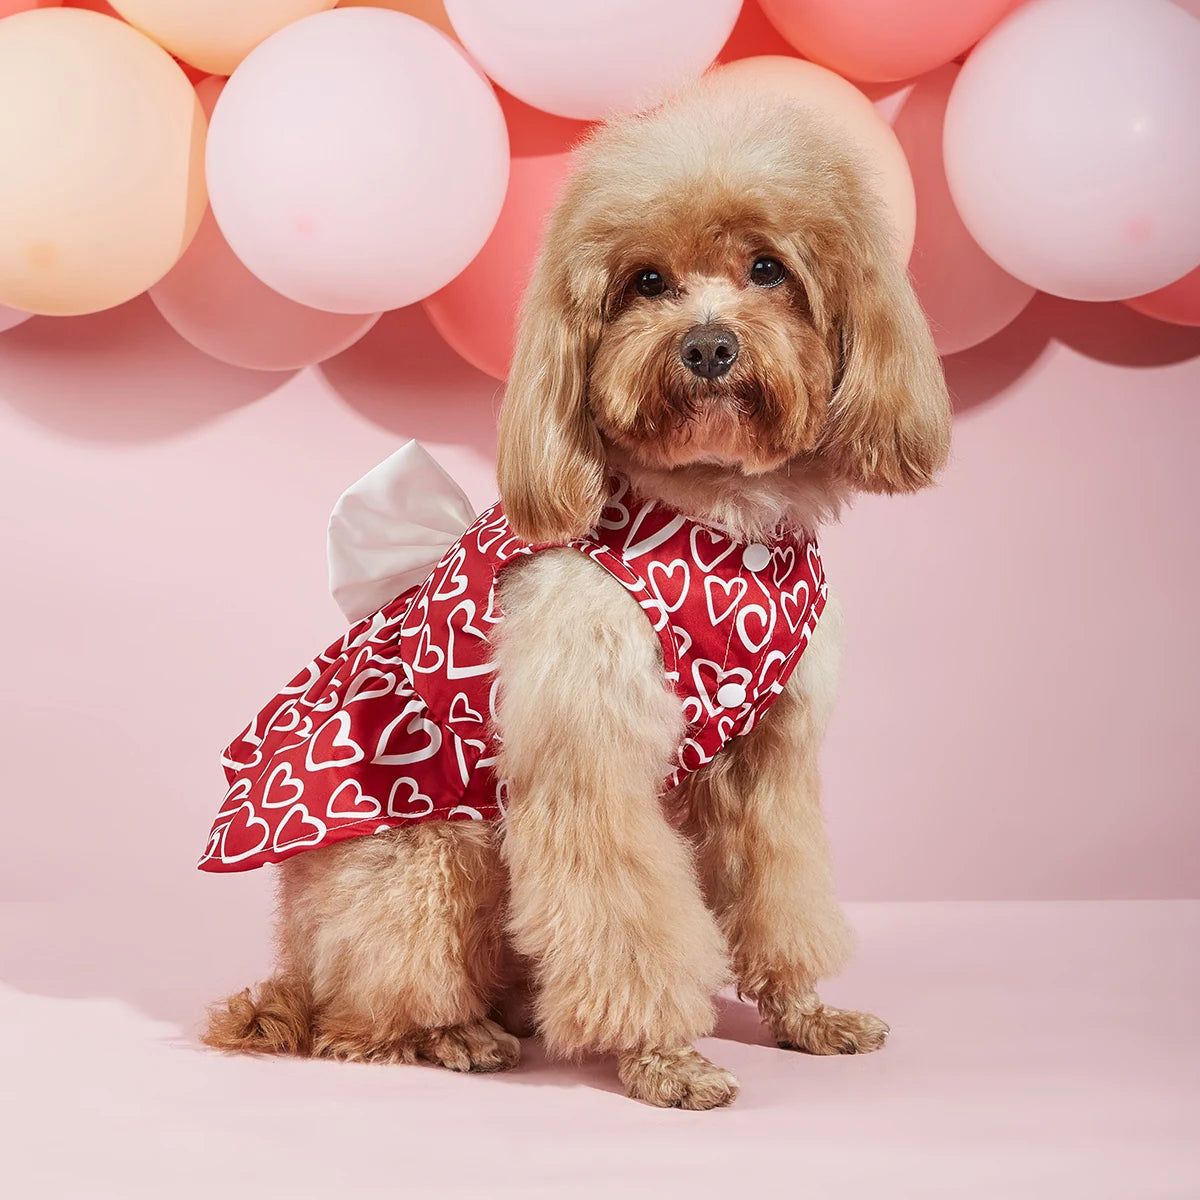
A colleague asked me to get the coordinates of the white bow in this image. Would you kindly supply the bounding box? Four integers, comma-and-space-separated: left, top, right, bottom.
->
327, 440, 477, 623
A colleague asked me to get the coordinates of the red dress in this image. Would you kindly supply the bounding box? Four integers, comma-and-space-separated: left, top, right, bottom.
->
198, 475, 827, 872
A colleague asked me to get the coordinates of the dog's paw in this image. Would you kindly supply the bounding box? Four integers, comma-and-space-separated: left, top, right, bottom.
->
420, 1017, 522, 1073
619, 1046, 739, 1110
775, 1002, 890, 1055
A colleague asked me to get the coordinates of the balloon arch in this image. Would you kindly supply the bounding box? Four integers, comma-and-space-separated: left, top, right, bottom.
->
0, 0, 1198, 376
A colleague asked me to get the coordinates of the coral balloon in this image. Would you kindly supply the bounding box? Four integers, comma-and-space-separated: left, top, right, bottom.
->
893, 64, 1034, 355
423, 94, 586, 379
444, 0, 743, 120
944, 0, 1200, 302
150, 80, 379, 370
206, 8, 509, 314
424, 160, 571, 380
336, 0, 456, 41
0, 9, 206, 316
0, 304, 33, 333
757, 0, 1022, 82
0, 2, 62, 16
108, 1, 336, 75
1124, 266, 1200, 329
709, 56, 915, 263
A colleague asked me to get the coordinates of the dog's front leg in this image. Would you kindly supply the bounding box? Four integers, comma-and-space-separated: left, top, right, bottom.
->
681, 594, 890, 1054
494, 551, 735, 1108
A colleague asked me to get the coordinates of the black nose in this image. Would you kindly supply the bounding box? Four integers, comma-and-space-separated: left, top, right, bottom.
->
679, 323, 739, 380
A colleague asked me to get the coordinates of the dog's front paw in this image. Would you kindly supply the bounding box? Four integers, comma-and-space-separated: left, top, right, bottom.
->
618, 1046, 739, 1110
772, 998, 890, 1055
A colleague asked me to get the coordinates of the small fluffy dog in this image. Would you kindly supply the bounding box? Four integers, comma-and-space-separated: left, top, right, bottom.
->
205, 82, 950, 1109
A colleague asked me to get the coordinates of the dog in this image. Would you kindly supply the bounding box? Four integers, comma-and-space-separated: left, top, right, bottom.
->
203, 81, 951, 1110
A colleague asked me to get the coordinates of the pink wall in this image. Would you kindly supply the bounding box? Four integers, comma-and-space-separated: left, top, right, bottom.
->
1, 294, 1197, 919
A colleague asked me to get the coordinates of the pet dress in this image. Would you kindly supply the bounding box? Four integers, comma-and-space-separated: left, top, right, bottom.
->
198, 442, 827, 872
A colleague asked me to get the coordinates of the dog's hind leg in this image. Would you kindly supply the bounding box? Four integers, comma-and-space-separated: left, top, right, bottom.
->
203, 822, 519, 1072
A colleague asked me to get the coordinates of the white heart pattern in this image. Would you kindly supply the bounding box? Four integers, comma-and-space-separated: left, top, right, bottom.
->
305, 712, 364, 772
704, 575, 747, 625
326, 779, 381, 820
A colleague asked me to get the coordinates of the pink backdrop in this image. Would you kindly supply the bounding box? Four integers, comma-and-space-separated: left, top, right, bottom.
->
1, 295, 1197, 935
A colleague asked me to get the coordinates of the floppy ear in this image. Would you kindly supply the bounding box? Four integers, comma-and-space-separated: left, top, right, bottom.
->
818, 190, 952, 494
496, 216, 607, 544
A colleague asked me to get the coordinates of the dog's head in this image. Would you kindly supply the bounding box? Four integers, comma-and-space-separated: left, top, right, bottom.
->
497, 84, 951, 542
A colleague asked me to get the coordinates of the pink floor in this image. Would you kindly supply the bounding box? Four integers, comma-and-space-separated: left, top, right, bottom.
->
2, 900, 1196, 1198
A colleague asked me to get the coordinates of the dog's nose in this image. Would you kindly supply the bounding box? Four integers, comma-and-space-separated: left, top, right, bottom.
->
679, 324, 739, 380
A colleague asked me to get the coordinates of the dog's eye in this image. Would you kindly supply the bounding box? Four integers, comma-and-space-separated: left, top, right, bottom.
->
635, 269, 667, 298
750, 257, 787, 288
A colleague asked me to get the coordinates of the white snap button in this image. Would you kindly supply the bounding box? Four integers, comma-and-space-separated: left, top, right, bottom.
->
716, 682, 747, 709
741, 543, 771, 572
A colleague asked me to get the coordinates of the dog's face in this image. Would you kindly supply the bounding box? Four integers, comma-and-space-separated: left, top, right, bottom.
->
498, 85, 951, 543
586, 198, 835, 475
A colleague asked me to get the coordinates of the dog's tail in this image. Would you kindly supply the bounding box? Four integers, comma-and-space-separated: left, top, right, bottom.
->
202, 975, 313, 1056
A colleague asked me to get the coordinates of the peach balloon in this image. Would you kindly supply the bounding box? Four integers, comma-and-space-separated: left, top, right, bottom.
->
336, 0, 456, 41
893, 64, 1034, 355
1125, 265, 1200, 329
108, 0, 337, 74
0, 304, 33, 333
0, 9, 206, 317
150, 80, 379, 370
757, 0, 1024, 83
708, 56, 915, 263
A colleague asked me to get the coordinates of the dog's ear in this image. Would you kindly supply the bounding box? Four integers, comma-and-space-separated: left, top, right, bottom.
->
817, 174, 951, 494
497, 211, 607, 544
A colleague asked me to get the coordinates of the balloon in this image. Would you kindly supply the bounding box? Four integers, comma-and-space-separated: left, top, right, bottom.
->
108, 1, 337, 74
708, 56, 915, 263
63, 1, 123, 14
1124, 265, 1200, 328
716, 0, 796, 62
206, 8, 509, 314
150, 80, 379, 370
944, 0, 1200, 302
756, 0, 1022, 82
0, 2, 62, 16
335, 0, 456, 41
0, 9, 206, 316
0, 304, 33, 333
423, 92, 584, 379
443, 0, 743, 120
893, 64, 1034, 355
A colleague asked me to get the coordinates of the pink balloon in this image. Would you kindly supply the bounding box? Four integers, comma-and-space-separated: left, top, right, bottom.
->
206, 8, 509, 314
893, 64, 1034, 355
1125, 265, 1200, 328
756, 0, 1023, 82
422, 93, 585, 379
151, 78, 377, 370
150, 206, 379, 368
443, 0, 742, 120
0, 303, 32, 333
944, 0, 1200, 302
